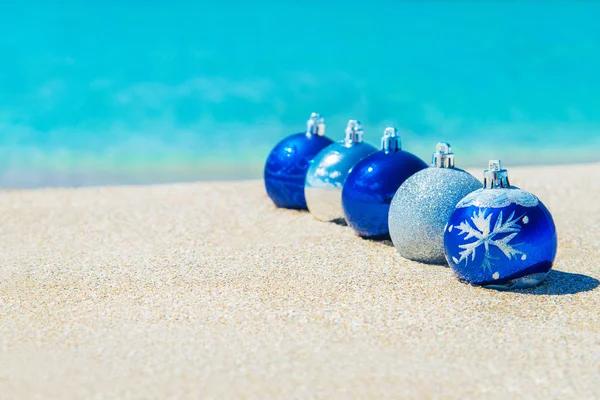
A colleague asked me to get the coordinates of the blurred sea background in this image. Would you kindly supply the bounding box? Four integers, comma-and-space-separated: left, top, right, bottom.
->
1, 1, 599, 188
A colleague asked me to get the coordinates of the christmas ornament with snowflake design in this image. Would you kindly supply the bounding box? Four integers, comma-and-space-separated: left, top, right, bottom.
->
444, 160, 557, 290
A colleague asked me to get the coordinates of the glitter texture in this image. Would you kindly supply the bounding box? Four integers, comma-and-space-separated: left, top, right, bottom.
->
457, 187, 539, 208
305, 141, 377, 222
389, 167, 481, 264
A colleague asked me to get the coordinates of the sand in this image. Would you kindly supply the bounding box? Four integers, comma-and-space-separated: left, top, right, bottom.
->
0, 162, 599, 399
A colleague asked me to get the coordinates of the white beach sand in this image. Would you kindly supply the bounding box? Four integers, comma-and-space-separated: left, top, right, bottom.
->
0, 162, 599, 399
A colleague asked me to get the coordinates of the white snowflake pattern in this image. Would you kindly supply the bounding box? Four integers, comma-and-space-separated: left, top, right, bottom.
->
453, 209, 526, 272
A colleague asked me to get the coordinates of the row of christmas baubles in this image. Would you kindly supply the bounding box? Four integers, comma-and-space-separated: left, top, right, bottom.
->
264, 113, 557, 291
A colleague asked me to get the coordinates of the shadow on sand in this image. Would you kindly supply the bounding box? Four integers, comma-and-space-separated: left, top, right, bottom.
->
320, 217, 598, 295
331, 218, 395, 247
362, 233, 394, 247
515, 269, 599, 295
330, 218, 348, 227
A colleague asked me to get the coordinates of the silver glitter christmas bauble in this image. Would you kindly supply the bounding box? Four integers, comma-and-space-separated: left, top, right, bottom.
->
305, 120, 377, 222
388, 143, 481, 264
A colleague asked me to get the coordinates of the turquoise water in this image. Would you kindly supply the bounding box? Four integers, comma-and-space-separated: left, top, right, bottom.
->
1, 1, 599, 187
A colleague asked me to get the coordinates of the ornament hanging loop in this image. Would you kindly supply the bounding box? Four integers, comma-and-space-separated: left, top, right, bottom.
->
306, 112, 326, 136
483, 160, 510, 189
432, 142, 454, 168
381, 127, 402, 152
344, 120, 364, 144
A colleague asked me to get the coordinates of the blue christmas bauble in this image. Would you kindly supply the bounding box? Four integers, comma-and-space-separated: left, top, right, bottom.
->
388, 143, 481, 264
264, 113, 334, 209
444, 161, 557, 290
342, 127, 428, 238
305, 120, 377, 222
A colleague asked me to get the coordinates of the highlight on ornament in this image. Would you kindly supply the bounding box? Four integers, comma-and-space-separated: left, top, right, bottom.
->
443, 160, 558, 290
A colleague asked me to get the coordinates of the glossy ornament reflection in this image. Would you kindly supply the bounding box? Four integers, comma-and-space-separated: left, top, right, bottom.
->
444, 160, 558, 290
389, 143, 481, 264
342, 127, 428, 238
305, 120, 377, 222
264, 113, 334, 209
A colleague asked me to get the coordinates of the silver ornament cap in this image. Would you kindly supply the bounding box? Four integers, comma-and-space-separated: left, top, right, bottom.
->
432, 142, 455, 168
344, 120, 364, 144
306, 112, 326, 136
388, 142, 481, 264
381, 127, 402, 152
483, 160, 510, 188
305, 119, 378, 222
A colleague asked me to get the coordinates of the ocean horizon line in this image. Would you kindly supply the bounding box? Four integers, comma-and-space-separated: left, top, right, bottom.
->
1, 158, 597, 190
